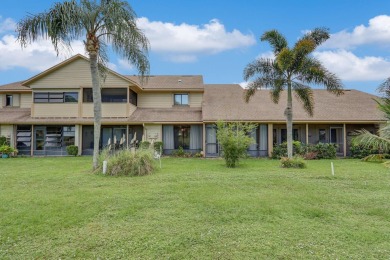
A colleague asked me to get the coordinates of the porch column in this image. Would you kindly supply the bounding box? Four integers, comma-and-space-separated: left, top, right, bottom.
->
202, 123, 206, 157
343, 123, 347, 157
306, 123, 309, 144
126, 125, 129, 149
268, 123, 273, 157
31, 125, 34, 156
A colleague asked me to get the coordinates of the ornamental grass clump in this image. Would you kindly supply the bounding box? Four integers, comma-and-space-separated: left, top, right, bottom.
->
98, 149, 156, 176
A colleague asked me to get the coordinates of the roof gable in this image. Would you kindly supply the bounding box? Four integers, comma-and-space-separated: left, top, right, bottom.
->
23, 54, 140, 89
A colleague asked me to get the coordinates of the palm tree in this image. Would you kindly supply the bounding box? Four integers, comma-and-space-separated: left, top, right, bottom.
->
243, 28, 343, 158
17, 0, 150, 169
352, 80, 390, 153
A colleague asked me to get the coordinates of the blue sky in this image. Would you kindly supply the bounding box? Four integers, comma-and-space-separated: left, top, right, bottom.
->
1, 0, 390, 94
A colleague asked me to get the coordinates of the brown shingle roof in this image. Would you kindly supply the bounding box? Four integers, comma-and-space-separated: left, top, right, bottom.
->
129, 107, 202, 123
202, 84, 385, 122
126, 75, 204, 90
0, 81, 31, 92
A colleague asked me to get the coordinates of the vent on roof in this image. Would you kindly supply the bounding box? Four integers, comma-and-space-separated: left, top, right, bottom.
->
178, 79, 182, 83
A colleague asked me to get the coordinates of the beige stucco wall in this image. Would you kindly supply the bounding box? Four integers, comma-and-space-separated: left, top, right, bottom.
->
138, 93, 172, 108
138, 92, 203, 108
144, 124, 162, 142
82, 103, 128, 117
33, 104, 79, 117
13, 94, 20, 107
20, 93, 32, 108
0, 93, 21, 107
29, 58, 135, 89
190, 93, 203, 108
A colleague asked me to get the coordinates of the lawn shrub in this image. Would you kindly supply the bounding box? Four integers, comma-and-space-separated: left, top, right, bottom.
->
280, 156, 306, 168
0, 136, 7, 146
311, 143, 337, 159
171, 146, 192, 157
349, 144, 387, 159
153, 141, 163, 152
216, 121, 256, 168
66, 145, 78, 156
272, 142, 337, 159
139, 141, 151, 149
272, 141, 305, 159
105, 149, 156, 176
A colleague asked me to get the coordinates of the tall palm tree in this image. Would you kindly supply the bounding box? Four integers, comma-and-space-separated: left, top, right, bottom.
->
243, 28, 343, 158
17, 0, 150, 169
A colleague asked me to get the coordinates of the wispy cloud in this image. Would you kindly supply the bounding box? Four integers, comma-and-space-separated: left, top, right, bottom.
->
137, 17, 256, 62
0, 17, 16, 33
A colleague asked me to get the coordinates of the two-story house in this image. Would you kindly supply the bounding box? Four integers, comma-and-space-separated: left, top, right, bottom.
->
0, 54, 385, 157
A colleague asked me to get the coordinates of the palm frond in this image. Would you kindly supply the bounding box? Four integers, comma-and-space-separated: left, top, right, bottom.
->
292, 82, 314, 116
243, 58, 275, 80
352, 128, 390, 151
17, 0, 83, 55
260, 30, 288, 55
298, 57, 343, 95
377, 77, 390, 97
244, 76, 284, 103
300, 27, 330, 47
270, 83, 283, 104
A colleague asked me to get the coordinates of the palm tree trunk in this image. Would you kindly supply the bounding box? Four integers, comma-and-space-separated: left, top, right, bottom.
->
89, 53, 102, 170
286, 80, 293, 159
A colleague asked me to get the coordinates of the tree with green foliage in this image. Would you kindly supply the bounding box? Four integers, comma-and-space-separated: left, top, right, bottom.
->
243, 28, 343, 159
17, 0, 150, 169
353, 81, 390, 154
216, 121, 255, 168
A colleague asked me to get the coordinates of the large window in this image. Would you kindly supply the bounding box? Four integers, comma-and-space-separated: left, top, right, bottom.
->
174, 125, 190, 149
83, 88, 127, 103
174, 94, 188, 105
34, 92, 78, 103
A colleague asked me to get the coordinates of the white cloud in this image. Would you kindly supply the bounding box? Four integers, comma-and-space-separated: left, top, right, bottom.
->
0, 17, 16, 33
313, 50, 390, 81
137, 17, 256, 62
0, 34, 85, 72
117, 59, 134, 71
323, 15, 390, 49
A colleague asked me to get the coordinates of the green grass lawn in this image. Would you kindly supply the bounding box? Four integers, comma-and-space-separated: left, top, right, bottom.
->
0, 157, 389, 259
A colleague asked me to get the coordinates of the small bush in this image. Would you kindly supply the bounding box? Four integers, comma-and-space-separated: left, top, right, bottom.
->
349, 144, 387, 159
313, 143, 337, 159
66, 145, 78, 156
105, 149, 156, 176
0, 145, 16, 155
153, 141, 163, 151
194, 152, 203, 158
361, 154, 385, 163
272, 141, 305, 159
139, 141, 151, 150
0, 136, 7, 146
280, 156, 306, 168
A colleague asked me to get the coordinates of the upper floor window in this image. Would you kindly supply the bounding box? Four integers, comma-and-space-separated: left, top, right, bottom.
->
174, 94, 188, 106
6, 95, 13, 106
83, 88, 127, 103
34, 92, 78, 103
